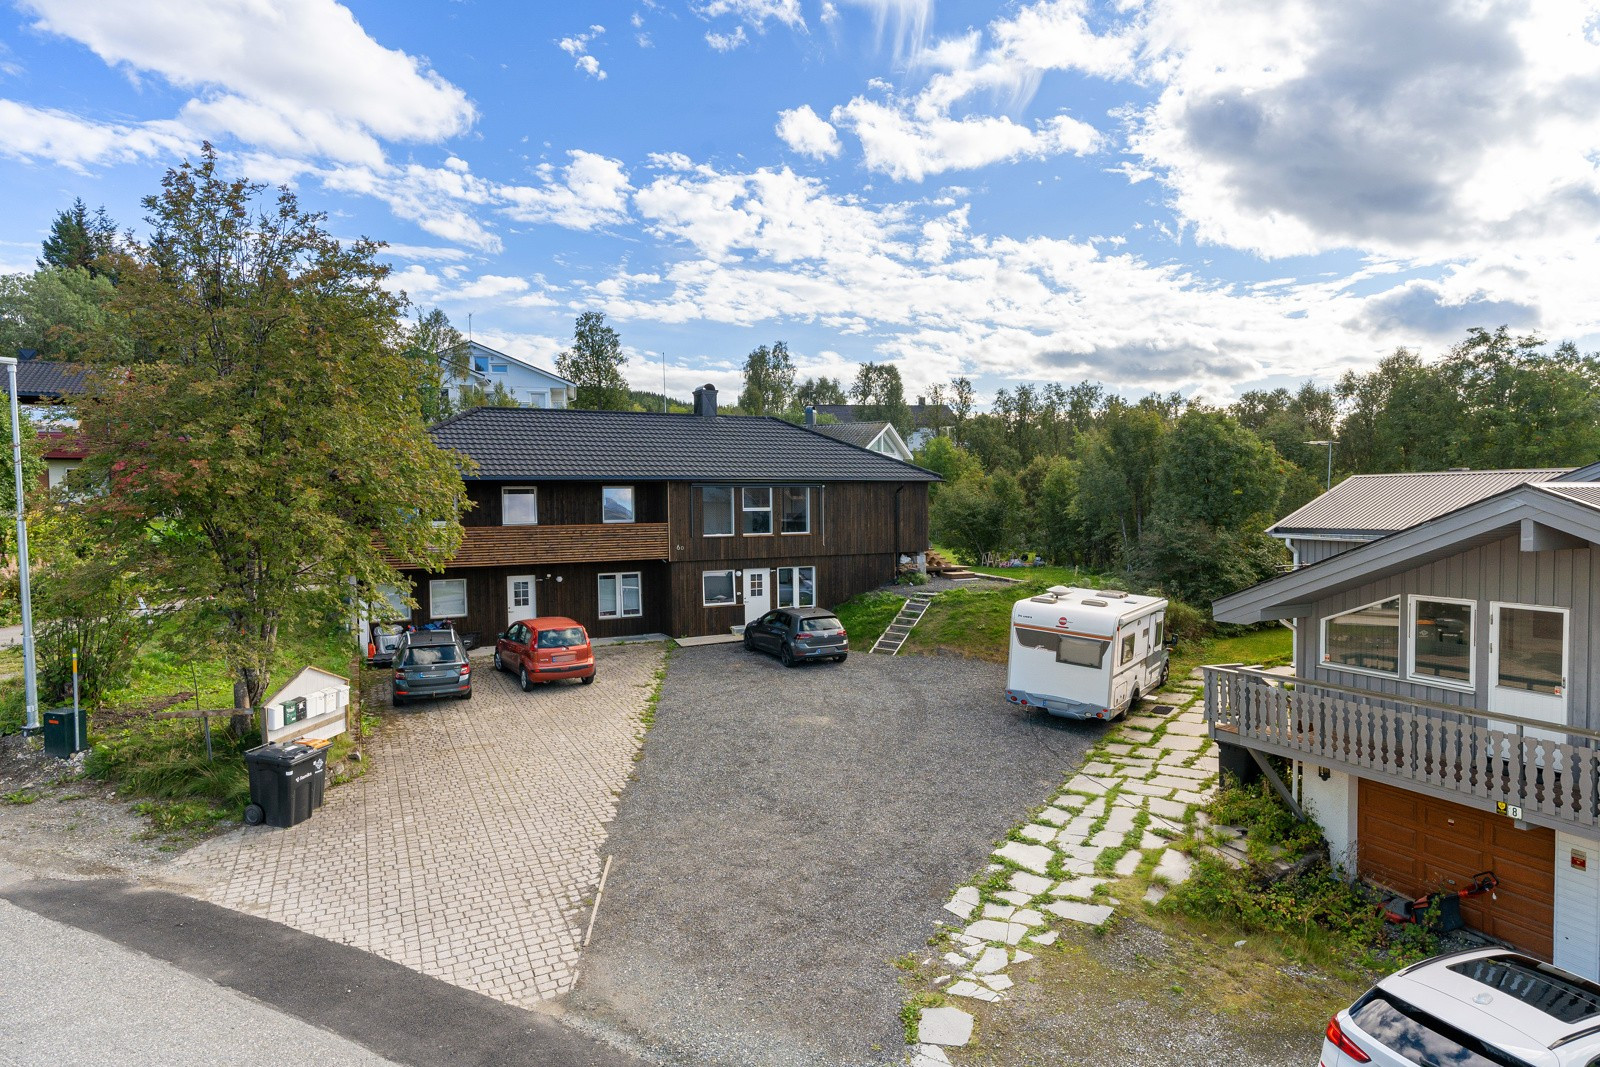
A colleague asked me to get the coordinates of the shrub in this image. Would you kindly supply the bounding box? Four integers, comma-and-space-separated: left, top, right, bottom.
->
1162, 598, 1212, 646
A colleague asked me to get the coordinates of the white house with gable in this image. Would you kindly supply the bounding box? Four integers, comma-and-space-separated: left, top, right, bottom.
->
452, 341, 578, 409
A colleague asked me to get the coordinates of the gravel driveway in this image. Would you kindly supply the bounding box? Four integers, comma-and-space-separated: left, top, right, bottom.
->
569, 646, 1107, 1067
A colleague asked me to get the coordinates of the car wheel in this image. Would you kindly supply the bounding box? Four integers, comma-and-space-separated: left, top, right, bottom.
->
780, 643, 796, 668
460, 689, 472, 701
581, 674, 595, 686
493, 650, 504, 672
520, 666, 532, 693
743, 634, 755, 651
243, 803, 265, 826
835, 653, 848, 663
392, 693, 406, 708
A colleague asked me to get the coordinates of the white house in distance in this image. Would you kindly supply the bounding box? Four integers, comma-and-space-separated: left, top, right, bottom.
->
452, 340, 577, 409
263, 666, 350, 744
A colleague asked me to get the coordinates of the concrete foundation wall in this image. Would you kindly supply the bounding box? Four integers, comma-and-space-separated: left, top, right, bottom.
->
1299, 762, 1359, 876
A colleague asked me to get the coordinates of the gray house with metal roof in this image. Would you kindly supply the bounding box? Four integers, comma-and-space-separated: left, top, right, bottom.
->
1207, 469, 1600, 973
388, 385, 936, 642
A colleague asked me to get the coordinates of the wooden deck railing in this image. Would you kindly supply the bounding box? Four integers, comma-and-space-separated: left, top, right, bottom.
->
385, 522, 670, 569
1204, 665, 1600, 834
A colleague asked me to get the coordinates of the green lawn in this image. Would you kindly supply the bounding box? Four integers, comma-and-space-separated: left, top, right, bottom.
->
831, 590, 905, 649
1170, 624, 1293, 680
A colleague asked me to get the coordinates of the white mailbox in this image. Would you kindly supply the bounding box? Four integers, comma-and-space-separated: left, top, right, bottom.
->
264, 665, 350, 744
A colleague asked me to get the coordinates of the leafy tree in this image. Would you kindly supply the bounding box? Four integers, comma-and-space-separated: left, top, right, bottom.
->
851, 362, 912, 436
1441, 327, 1600, 468
795, 375, 846, 408
1072, 400, 1168, 568
738, 340, 796, 416
0, 267, 120, 361
403, 308, 466, 423
912, 435, 981, 492
1035, 456, 1082, 564
74, 147, 466, 737
0, 397, 44, 569
557, 311, 631, 410
950, 376, 975, 442
38, 199, 118, 277
455, 378, 520, 409
29, 504, 143, 704
930, 471, 1024, 563
1335, 348, 1461, 473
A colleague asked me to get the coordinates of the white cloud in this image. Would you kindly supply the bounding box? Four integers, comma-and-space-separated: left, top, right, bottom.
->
775, 105, 841, 159
21, 0, 474, 155
500, 150, 633, 230
840, 0, 933, 59
0, 99, 190, 171
557, 25, 607, 80
705, 26, 748, 52
837, 97, 1098, 181
696, 0, 805, 30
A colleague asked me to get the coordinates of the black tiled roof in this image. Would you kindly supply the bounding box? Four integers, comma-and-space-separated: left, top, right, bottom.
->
431, 407, 939, 482
8, 357, 86, 402
812, 402, 952, 427
814, 422, 891, 449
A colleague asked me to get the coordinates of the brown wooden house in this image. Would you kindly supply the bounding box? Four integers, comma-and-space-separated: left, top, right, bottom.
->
389, 385, 937, 641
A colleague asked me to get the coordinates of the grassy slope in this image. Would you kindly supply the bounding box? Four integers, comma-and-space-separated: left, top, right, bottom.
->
831, 590, 905, 649
906, 566, 1110, 663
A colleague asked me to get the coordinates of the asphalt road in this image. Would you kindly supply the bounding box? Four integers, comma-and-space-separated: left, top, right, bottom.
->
569, 645, 1107, 1067
1, 877, 646, 1067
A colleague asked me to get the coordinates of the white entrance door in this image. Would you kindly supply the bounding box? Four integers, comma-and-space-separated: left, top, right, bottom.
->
1488, 603, 1568, 745
1556, 830, 1599, 981
507, 574, 536, 628
743, 569, 770, 625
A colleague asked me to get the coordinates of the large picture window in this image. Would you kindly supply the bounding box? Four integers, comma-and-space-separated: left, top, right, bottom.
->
780, 487, 810, 534
701, 486, 734, 537
1322, 597, 1401, 675
602, 486, 636, 524
429, 578, 468, 618
598, 572, 642, 619
1409, 598, 1473, 687
742, 487, 772, 534
702, 570, 736, 606
502, 486, 538, 525
777, 565, 815, 608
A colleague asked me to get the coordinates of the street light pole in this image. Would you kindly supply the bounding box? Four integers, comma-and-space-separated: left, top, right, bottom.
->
2, 355, 40, 732
1305, 439, 1334, 491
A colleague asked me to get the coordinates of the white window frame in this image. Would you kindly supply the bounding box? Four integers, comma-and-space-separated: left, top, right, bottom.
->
602, 485, 636, 524
429, 578, 468, 619
702, 569, 737, 607
1319, 595, 1402, 679
776, 565, 816, 609
780, 486, 811, 535
502, 486, 539, 526
1406, 595, 1475, 692
701, 486, 735, 538
598, 572, 643, 619
741, 487, 773, 536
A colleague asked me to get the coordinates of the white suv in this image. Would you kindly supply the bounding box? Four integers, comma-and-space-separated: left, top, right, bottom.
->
1322, 949, 1600, 1066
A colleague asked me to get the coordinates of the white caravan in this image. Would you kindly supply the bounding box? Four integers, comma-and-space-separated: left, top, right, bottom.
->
1004, 586, 1168, 721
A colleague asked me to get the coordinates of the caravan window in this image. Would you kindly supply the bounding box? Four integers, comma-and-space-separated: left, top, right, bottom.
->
1120, 633, 1136, 665
1058, 635, 1108, 669
1154, 617, 1164, 648
1016, 627, 1059, 652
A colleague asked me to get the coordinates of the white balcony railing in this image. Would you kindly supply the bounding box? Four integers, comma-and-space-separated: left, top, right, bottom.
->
1204, 665, 1600, 835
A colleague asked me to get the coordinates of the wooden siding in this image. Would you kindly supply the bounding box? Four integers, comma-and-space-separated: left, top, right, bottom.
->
464, 481, 667, 526
1297, 533, 1599, 730
1292, 537, 1364, 566
668, 553, 899, 637
668, 481, 929, 562
1358, 778, 1554, 958
397, 562, 669, 642
390, 523, 668, 568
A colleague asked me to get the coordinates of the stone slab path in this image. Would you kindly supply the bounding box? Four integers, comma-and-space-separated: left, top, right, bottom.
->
168, 642, 663, 1010
910, 678, 1216, 1062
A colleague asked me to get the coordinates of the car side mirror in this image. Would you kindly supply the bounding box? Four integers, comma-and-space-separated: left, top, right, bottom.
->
497, 632, 506, 640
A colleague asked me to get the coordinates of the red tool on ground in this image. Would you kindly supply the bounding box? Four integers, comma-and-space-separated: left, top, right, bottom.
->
1382, 871, 1499, 932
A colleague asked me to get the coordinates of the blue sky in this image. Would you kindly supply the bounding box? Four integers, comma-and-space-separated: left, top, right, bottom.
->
3, 0, 1600, 407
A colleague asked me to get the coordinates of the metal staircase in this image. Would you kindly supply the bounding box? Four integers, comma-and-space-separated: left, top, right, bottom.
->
870, 592, 935, 655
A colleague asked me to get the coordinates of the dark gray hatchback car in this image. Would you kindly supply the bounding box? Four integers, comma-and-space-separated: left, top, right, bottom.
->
391, 629, 472, 705
743, 607, 849, 667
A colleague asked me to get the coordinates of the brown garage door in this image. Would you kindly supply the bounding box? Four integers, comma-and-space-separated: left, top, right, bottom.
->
1358, 779, 1554, 958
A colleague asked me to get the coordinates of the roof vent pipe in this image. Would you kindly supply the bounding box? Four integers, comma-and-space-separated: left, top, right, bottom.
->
805, 405, 816, 428
693, 383, 718, 417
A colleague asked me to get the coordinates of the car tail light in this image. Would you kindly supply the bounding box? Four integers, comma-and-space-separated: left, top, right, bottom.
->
1325, 1015, 1370, 1062
459, 663, 471, 676
393, 670, 403, 683
838, 628, 846, 638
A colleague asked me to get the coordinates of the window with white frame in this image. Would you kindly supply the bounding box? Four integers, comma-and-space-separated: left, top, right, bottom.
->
429, 578, 468, 618
742, 487, 772, 534
602, 486, 636, 524
780, 487, 810, 534
489, 361, 509, 373
702, 570, 736, 606
1322, 596, 1401, 675
701, 486, 734, 536
598, 572, 643, 618
776, 565, 815, 608
502, 486, 538, 525
1409, 598, 1474, 687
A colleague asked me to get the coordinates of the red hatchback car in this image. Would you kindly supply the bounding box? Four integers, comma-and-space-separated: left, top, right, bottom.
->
493, 617, 597, 691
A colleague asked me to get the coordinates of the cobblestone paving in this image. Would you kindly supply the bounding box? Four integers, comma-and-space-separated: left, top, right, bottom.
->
169, 642, 663, 1009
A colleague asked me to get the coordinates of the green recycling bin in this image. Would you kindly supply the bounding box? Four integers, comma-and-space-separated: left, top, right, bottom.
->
42, 707, 88, 758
